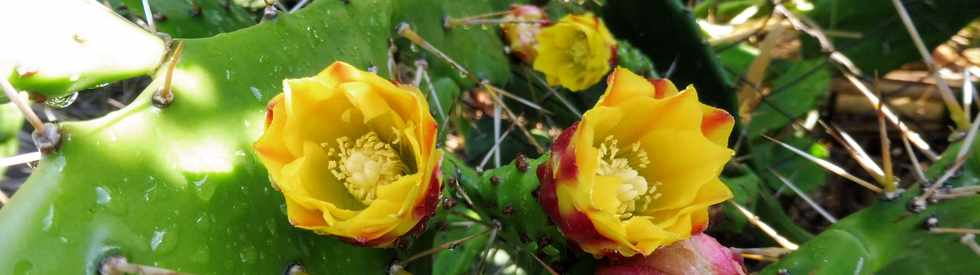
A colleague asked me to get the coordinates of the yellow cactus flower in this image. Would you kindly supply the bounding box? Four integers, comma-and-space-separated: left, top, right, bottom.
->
537, 67, 735, 257
254, 61, 441, 247
533, 13, 617, 92
500, 4, 548, 63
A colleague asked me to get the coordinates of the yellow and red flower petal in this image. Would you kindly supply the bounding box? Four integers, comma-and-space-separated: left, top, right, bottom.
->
538, 161, 617, 254
253, 61, 441, 247
700, 105, 735, 147
538, 67, 735, 258
649, 78, 680, 99
596, 68, 656, 107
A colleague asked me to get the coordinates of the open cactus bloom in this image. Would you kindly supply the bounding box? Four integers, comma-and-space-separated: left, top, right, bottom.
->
253, 61, 441, 247
596, 233, 747, 275
537, 67, 735, 257
533, 13, 617, 92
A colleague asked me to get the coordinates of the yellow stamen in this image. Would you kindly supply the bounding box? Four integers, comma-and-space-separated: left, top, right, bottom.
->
597, 136, 658, 219
327, 132, 404, 204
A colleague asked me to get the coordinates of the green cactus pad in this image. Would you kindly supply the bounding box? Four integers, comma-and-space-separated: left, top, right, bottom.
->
1, 0, 166, 100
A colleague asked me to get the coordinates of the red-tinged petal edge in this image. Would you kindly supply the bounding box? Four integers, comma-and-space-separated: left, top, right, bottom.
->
610, 45, 619, 66
264, 99, 277, 127
537, 161, 561, 225
537, 158, 616, 255
691, 223, 707, 235
553, 123, 579, 181
563, 207, 615, 251
341, 234, 398, 248
413, 164, 442, 219
649, 79, 667, 99
702, 110, 733, 135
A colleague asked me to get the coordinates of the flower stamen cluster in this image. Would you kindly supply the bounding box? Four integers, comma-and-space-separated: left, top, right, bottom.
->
326, 132, 405, 205
596, 135, 660, 219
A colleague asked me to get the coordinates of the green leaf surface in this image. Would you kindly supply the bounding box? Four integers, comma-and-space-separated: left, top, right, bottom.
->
719, 167, 763, 232
118, 0, 258, 38
716, 43, 758, 78
764, 137, 980, 274
392, 0, 512, 89
0, 0, 524, 272
751, 135, 828, 193
801, 0, 980, 74
442, 153, 586, 275
747, 59, 830, 138
615, 40, 658, 78
763, 192, 980, 274
1, 0, 166, 99
432, 210, 490, 275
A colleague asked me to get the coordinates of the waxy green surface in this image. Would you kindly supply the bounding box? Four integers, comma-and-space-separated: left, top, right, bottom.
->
764, 139, 980, 274
1, 0, 166, 100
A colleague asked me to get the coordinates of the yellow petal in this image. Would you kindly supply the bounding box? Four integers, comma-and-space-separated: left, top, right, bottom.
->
584, 210, 632, 251
700, 104, 735, 147
254, 95, 292, 180
281, 77, 365, 157
650, 78, 680, 99
590, 175, 624, 213
596, 67, 655, 107
637, 129, 732, 212
341, 82, 405, 128
645, 178, 732, 230
624, 217, 685, 255
330, 200, 402, 242
284, 196, 327, 228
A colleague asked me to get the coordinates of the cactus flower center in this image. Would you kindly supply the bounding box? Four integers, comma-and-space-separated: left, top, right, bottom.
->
327, 131, 404, 205
596, 136, 661, 219
569, 34, 589, 64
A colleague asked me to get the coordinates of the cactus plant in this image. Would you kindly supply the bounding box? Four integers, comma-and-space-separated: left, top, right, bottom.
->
1, 0, 979, 274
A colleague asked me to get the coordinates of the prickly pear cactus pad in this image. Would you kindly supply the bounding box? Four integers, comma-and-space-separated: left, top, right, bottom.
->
0, 0, 166, 100
0, 0, 394, 274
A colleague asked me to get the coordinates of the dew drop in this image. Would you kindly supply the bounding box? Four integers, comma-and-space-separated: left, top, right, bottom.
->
150, 230, 166, 251
41, 205, 54, 231
193, 174, 209, 189
144, 182, 157, 202
239, 245, 257, 264
95, 186, 111, 205
150, 227, 179, 254
249, 86, 263, 102
44, 92, 78, 108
